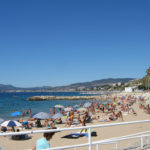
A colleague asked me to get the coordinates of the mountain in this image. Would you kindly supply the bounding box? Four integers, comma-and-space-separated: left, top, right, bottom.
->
0, 78, 135, 92
69, 78, 133, 87
0, 84, 17, 90
52, 78, 135, 91
0, 84, 53, 90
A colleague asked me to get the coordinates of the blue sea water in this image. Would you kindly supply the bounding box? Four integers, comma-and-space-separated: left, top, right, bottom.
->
0, 92, 93, 120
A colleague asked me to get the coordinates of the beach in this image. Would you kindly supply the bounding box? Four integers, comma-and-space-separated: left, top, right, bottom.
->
0, 91, 150, 150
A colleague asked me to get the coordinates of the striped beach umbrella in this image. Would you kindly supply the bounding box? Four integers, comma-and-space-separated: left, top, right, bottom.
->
1, 120, 22, 127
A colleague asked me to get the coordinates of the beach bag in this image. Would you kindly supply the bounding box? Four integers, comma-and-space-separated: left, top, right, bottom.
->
91, 131, 97, 136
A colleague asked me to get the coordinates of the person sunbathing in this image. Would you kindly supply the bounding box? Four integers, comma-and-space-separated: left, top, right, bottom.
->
55, 118, 62, 124
108, 114, 117, 121
12, 129, 30, 140
44, 120, 50, 127
98, 116, 110, 122
65, 116, 72, 127
1, 126, 7, 132
129, 108, 137, 116
144, 106, 150, 114
35, 119, 42, 128
116, 111, 124, 121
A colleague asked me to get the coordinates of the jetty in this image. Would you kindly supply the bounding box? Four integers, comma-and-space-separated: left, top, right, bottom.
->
28, 95, 101, 101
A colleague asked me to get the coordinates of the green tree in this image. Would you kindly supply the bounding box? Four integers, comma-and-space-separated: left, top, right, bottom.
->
146, 67, 150, 76
140, 66, 150, 90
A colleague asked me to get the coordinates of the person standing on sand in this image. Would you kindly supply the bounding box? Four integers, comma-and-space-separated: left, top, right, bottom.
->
53, 107, 55, 114
50, 108, 53, 116
22, 110, 25, 117
29, 108, 31, 118
80, 116, 87, 135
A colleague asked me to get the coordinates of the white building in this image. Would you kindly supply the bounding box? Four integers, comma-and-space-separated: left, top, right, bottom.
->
125, 87, 134, 92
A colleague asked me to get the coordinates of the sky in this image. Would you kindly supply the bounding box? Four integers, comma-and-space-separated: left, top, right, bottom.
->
0, 0, 150, 87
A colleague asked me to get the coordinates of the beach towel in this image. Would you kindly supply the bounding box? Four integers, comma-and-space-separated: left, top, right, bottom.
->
61, 130, 97, 139
61, 134, 85, 139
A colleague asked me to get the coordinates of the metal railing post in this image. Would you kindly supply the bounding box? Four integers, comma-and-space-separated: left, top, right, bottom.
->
141, 137, 144, 149
96, 144, 99, 150
88, 127, 92, 150
115, 143, 118, 150
148, 136, 150, 146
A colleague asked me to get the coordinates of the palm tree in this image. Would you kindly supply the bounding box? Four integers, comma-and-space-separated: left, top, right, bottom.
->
146, 67, 150, 76
146, 67, 150, 90
139, 67, 150, 90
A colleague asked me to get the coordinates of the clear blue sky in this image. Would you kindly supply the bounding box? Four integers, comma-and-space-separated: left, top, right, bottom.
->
0, 0, 150, 87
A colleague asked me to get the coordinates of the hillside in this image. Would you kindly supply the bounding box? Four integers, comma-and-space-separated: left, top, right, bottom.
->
0, 78, 135, 92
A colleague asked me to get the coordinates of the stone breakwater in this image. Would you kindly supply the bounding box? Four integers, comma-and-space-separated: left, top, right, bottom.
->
28, 92, 150, 101
28, 96, 101, 101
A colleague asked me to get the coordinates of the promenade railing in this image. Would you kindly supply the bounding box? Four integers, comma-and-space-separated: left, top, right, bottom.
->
1, 120, 150, 150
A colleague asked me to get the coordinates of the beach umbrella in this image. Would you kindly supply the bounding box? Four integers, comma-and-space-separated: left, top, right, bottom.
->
77, 107, 87, 112
0, 118, 4, 124
11, 111, 22, 117
1, 120, 22, 127
64, 107, 73, 112
54, 105, 64, 109
32, 112, 51, 119
83, 102, 92, 108
52, 113, 63, 119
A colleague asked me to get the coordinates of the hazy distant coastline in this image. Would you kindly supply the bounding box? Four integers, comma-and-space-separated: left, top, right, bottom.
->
0, 78, 134, 93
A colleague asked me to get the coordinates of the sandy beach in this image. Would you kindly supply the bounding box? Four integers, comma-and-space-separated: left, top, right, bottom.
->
1, 92, 150, 150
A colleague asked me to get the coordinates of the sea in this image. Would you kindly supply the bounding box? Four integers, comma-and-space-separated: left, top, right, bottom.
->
0, 92, 99, 120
